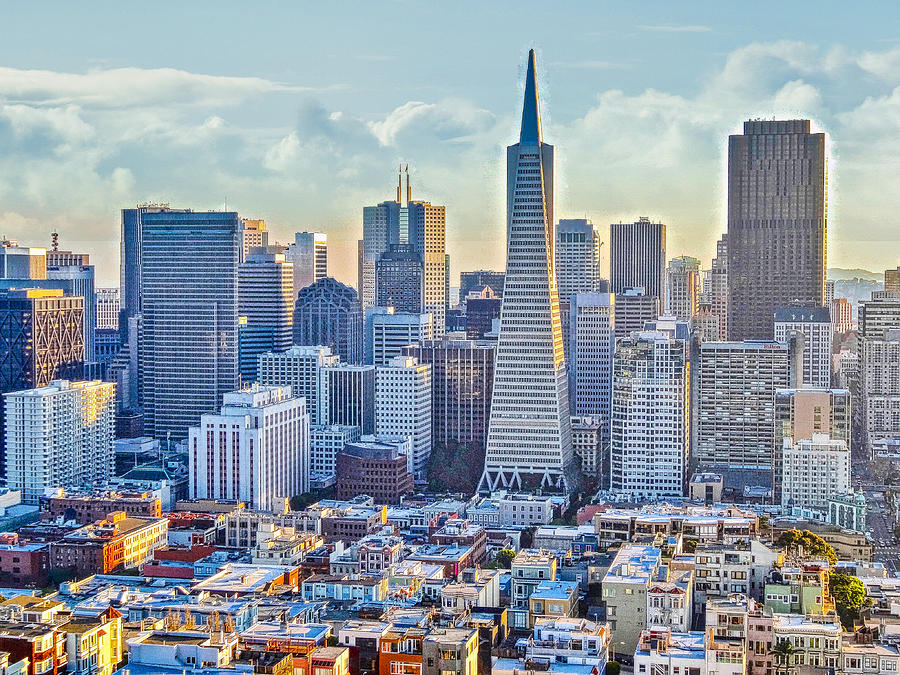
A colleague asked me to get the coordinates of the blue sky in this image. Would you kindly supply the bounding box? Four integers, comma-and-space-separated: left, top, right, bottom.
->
2, 1, 900, 285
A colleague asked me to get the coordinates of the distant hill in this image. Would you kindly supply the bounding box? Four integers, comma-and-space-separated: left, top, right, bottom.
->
828, 267, 882, 282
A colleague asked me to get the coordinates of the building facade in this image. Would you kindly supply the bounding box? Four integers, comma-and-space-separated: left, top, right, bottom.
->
555, 219, 602, 303
480, 51, 574, 493
294, 277, 364, 364
257, 345, 338, 425
188, 384, 310, 512
665, 255, 701, 323
568, 293, 614, 422
609, 218, 666, 300
318, 363, 376, 434
286, 232, 327, 292
367, 308, 434, 366
727, 120, 827, 340
774, 305, 832, 388
375, 356, 432, 478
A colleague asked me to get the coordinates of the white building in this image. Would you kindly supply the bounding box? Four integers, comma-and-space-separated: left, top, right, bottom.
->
310, 424, 360, 481
774, 305, 832, 388
96, 288, 120, 330
555, 219, 602, 303
366, 307, 434, 366
318, 363, 376, 434
240, 218, 268, 258
285, 232, 327, 293
257, 345, 338, 424
647, 570, 693, 632
188, 384, 310, 512
610, 331, 689, 498
375, 356, 432, 478
781, 433, 851, 512
665, 255, 701, 322
480, 51, 574, 493
4, 380, 116, 505
568, 293, 614, 422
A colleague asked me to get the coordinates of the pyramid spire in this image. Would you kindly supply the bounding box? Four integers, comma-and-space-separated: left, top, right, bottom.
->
519, 49, 542, 144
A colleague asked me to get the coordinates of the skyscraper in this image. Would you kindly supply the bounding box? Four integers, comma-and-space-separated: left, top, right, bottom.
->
459, 270, 505, 300
47, 263, 97, 362
4, 379, 115, 504
96, 288, 120, 331
361, 170, 446, 335
727, 120, 827, 340
140, 210, 241, 439
665, 255, 701, 322
188, 384, 309, 512
402, 338, 496, 451
859, 292, 900, 338
706, 234, 728, 340
610, 329, 689, 498
238, 248, 294, 384
609, 217, 666, 300
317, 363, 375, 434
480, 50, 574, 493
886, 267, 900, 295
286, 232, 327, 292
366, 307, 434, 366
293, 277, 363, 364
375, 355, 432, 478
774, 305, 832, 388
568, 293, 614, 421
555, 218, 602, 303
613, 287, 659, 338
257, 345, 338, 425
240, 219, 268, 260
375, 243, 425, 312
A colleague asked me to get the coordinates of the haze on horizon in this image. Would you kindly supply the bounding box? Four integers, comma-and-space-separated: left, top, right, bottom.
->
2, 0, 900, 286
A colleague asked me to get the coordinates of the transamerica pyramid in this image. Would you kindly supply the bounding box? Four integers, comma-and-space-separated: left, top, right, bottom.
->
478, 50, 575, 493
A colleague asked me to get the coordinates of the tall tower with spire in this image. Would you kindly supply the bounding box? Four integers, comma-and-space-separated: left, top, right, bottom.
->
479, 50, 574, 493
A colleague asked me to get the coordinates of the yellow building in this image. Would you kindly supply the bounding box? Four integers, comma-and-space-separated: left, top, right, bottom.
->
64, 613, 124, 675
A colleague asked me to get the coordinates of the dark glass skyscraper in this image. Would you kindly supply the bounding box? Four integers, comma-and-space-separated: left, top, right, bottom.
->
727, 120, 827, 340
140, 210, 241, 439
293, 277, 363, 364
609, 217, 666, 300
375, 244, 425, 313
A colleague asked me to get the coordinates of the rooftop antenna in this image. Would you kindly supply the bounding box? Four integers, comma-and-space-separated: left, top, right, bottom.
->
405, 164, 411, 204
51, 230, 59, 251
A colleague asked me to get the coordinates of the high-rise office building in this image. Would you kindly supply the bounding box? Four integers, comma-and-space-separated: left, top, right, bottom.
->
45, 248, 89, 267
375, 355, 432, 478
774, 305, 832, 388
285, 232, 327, 292
310, 425, 361, 483
613, 287, 659, 338
666, 255, 701, 322
140, 209, 241, 439
860, 329, 900, 452
695, 340, 799, 481
257, 345, 338, 425
4, 379, 115, 504
366, 308, 434, 366
825, 280, 836, 306
240, 219, 268, 260
480, 50, 573, 493
555, 219, 602, 302
459, 270, 505, 301
96, 288, 120, 331
0, 288, 84, 476
859, 293, 900, 339
705, 234, 728, 340
781, 434, 850, 512
375, 244, 425, 313
317, 363, 375, 434
238, 248, 294, 384
727, 120, 827, 340
293, 277, 363, 364
832, 298, 852, 335
465, 293, 502, 341
46, 263, 96, 362
0, 240, 46, 280
402, 338, 496, 450
361, 170, 446, 334
886, 267, 900, 295
610, 330, 689, 498
569, 293, 614, 423
188, 384, 309, 512
609, 217, 666, 300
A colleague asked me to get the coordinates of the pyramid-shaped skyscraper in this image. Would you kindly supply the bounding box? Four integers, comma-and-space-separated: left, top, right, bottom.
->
479, 50, 574, 493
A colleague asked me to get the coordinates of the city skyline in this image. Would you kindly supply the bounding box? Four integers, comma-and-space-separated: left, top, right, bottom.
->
2, 3, 900, 286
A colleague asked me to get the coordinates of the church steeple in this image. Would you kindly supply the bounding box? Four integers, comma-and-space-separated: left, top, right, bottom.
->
519, 49, 543, 145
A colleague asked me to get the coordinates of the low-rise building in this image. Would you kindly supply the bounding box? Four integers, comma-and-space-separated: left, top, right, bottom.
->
301, 574, 388, 603
602, 544, 662, 655
510, 550, 558, 630
764, 563, 833, 615
63, 614, 123, 675
431, 520, 487, 566
49, 512, 168, 576
528, 580, 579, 626
647, 569, 693, 632
633, 627, 705, 674
0, 621, 66, 675
421, 628, 478, 675
441, 568, 501, 613
771, 613, 842, 671
39, 489, 161, 524
335, 436, 414, 505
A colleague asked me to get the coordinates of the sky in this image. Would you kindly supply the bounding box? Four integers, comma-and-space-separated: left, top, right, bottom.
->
2, 1, 900, 286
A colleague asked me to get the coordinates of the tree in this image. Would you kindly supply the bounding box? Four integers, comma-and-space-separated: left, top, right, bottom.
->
494, 549, 516, 569
605, 661, 621, 675
426, 441, 485, 494
776, 529, 837, 566
769, 639, 796, 675
830, 572, 867, 630
682, 539, 698, 554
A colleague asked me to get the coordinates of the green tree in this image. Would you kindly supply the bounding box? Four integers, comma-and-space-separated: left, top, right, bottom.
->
494, 549, 516, 569
830, 572, 867, 629
776, 529, 837, 566
605, 661, 621, 675
769, 639, 796, 675
682, 539, 698, 554
426, 441, 484, 494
